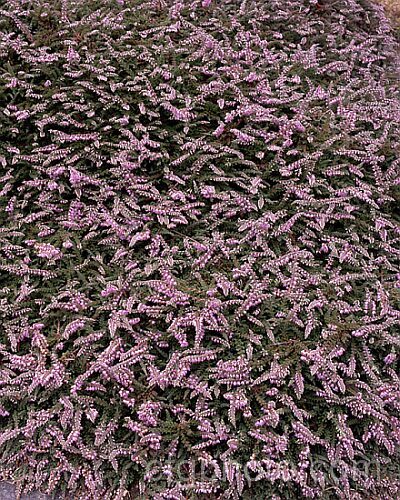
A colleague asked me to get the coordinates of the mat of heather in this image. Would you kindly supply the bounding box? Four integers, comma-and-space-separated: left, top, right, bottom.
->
0, 0, 400, 499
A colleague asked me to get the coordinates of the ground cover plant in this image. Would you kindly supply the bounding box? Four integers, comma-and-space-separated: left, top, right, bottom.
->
0, 0, 400, 498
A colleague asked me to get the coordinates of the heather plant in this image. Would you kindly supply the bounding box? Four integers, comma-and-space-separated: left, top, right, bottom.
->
0, 0, 399, 499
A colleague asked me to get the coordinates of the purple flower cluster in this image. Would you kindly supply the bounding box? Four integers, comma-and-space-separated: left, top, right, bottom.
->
0, 0, 399, 498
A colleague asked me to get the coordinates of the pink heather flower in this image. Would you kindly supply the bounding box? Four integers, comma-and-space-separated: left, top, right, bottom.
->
245, 72, 258, 83
201, 185, 216, 198
384, 353, 396, 365
137, 402, 162, 427
320, 243, 329, 253
213, 123, 225, 137
66, 46, 80, 63
15, 110, 30, 121
69, 168, 83, 186
34, 243, 63, 260
8, 78, 18, 88
231, 129, 255, 144
101, 285, 119, 297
